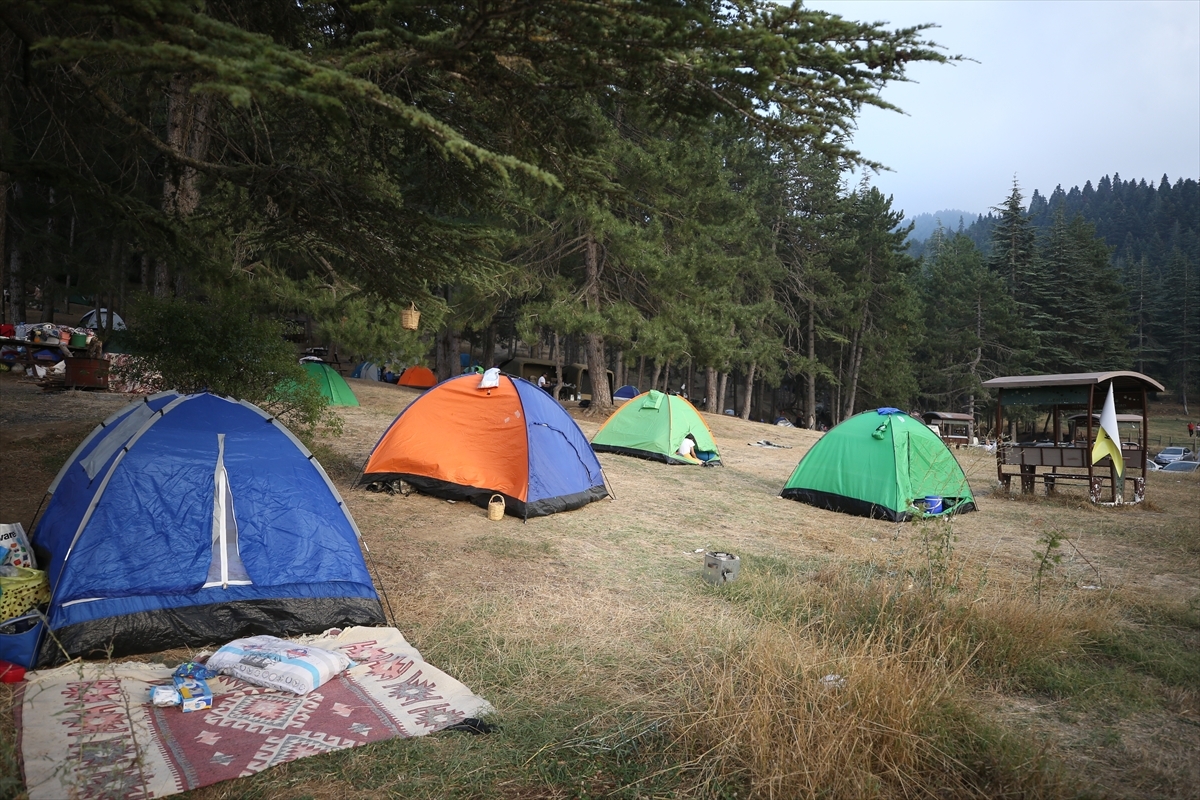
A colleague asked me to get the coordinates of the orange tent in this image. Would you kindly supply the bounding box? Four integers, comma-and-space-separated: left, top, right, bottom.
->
397, 365, 436, 389
361, 373, 608, 517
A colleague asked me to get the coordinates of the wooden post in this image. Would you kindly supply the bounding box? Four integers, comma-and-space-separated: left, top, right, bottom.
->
995, 389, 1005, 488
1086, 385, 1095, 497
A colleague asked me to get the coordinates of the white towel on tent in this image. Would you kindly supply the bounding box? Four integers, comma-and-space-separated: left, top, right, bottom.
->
478, 367, 501, 388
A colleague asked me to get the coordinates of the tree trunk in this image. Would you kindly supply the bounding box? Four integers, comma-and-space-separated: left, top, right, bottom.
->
582, 232, 612, 409
637, 355, 644, 392
649, 359, 660, 395
482, 323, 496, 369
716, 371, 728, 415
7, 242, 24, 325
661, 359, 671, 393
0, 172, 6, 324
552, 331, 564, 400
843, 304, 869, 420
156, 73, 214, 298
704, 366, 717, 413
435, 326, 459, 381
739, 363, 756, 420
806, 299, 817, 428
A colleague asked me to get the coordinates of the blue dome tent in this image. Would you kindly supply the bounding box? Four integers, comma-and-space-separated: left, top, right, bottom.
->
613, 384, 639, 402
5, 391, 384, 668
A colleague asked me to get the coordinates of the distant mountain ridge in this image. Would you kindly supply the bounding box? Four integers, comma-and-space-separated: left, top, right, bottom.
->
902, 210, 979, 244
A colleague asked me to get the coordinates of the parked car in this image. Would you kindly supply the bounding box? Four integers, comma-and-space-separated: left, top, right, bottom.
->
1153, 446, 1193, 467
1161, 460, 1199, 473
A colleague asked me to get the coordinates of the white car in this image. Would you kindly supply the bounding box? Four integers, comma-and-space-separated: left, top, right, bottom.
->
1153, 446, 1193, 467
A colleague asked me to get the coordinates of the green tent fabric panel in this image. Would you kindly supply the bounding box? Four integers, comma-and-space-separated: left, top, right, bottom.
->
592, 391, 674, 456
665, 395, 719, 460
906, 429, 974, 502
783, 413, 903, 512
302, 362, 360, 407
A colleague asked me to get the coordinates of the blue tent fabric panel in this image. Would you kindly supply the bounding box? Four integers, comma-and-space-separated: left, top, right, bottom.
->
513, 379, 606, 505
54, 395, 372, 603
613, 384, 639, 400
35, 392, 183, 590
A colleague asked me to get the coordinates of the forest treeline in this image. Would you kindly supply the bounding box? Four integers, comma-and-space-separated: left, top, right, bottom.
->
1, 2, 1194, 427
911, 175, 1200, 409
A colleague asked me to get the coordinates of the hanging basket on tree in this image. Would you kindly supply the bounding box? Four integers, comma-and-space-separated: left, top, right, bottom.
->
400, 302, 421, 331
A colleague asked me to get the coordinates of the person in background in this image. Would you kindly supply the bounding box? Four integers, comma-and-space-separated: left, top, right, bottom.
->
537, 373, 549, 391
677, 433, 698, 460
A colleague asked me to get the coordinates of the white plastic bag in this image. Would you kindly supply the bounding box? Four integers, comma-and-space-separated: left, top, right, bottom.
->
205, 635, 353, 694
0, 523, 36, 569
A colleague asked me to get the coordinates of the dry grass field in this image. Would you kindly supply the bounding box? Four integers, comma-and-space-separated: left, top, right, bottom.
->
1, 373, 1197, 799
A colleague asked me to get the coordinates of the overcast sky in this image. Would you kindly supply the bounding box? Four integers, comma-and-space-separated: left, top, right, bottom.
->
806, 0, 1200, 220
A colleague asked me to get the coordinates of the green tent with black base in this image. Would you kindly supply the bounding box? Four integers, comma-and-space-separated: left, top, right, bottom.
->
302, 361, 359, 407
781, 408, 975, 520
591, 390, 720, 464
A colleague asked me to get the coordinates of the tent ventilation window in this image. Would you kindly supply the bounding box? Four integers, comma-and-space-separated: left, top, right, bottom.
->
204, 434, 252, 589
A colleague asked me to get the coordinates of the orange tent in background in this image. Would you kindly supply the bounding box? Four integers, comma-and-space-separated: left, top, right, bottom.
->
397, 365, 436, 389
360, 373, 608, 518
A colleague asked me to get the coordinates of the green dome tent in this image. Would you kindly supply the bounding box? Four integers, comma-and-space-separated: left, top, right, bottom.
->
301, 361, 360, 407
781, 408, 975, 521
591, 390, 720, 464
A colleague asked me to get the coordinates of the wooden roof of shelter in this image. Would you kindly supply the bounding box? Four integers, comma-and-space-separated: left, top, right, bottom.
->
981, 371, 1164, 392
922, 411, 974, 421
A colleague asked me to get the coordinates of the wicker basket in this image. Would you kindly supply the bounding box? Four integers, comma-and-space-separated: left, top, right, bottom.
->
400, 303, 421, 331
0, 567, 49, 621
487, 494, 505, 521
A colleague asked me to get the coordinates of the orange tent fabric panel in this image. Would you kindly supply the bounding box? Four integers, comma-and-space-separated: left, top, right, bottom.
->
364, 377, 530, 501
397, 366, 436, 388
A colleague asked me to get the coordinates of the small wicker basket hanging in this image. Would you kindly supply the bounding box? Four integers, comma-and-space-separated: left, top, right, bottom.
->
400, 302, 421, 331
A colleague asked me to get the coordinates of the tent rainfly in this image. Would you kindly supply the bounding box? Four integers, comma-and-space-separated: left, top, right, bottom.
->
781, 408, 976, 521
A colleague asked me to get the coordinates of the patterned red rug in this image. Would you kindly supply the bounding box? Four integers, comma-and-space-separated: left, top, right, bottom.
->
17, 627, 493, 799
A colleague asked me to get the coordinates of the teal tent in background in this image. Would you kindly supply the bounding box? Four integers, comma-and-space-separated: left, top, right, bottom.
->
302, 361, 360, 407
591, 390, 720, 464
780, 408, 974, 520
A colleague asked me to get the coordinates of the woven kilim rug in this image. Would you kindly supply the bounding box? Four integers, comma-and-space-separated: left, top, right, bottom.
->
16, 626, 494, 799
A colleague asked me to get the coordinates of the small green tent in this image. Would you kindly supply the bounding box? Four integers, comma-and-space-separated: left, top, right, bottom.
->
591, 390, 720, 464
302, 361, 360, 407
781, 408, 975, 520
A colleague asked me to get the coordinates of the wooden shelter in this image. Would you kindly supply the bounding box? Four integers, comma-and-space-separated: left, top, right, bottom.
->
981, 371, 1164, 504
921, 411, 975, 447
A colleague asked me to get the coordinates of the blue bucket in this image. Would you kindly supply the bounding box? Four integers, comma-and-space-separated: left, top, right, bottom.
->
924, 496, 944, 515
